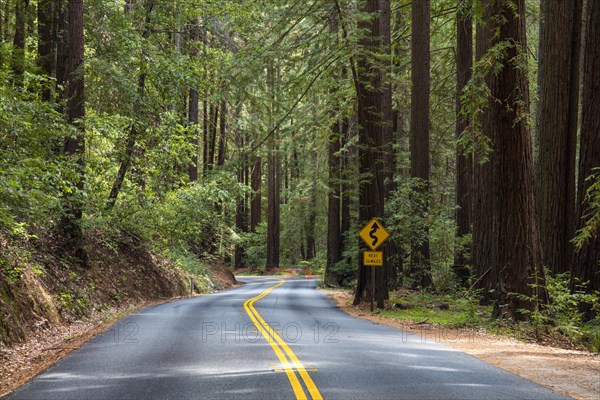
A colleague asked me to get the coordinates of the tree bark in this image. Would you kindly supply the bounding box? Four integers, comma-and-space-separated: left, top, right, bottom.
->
455, 0, 473, 268
187, 18, 200, 182
234, 133, 247, 269
472, 4, 496, 296
202, 98, 209, 174
250, 155, 262, 232
266, 66, 280, 269
353, 0, 388, 307
217, 99, 227, 166
266, 140, 281, 268
188, 87, 199, 181
572, 0, 600, 303
55, 0, 68, 101
537, 0, 582, 275
326, 6, 342, 284
208, 103, 218, 170
478, 0, 547, 318
3, 0, 9, 42
305, 138, 318, 261
38, 0, 55, 101
61, 0, 86, 265
11, 0, 29, 86
408, 0, 432, 289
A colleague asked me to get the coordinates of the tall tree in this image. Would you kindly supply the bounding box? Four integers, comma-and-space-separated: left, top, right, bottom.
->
455, 0, 473, 268
208, 102, 219, 170
188, 18, 200, 182
250, 155, 262, 232
202, 98, 209, 174
408, 0, 432, 288
326, 6, 342, 283
305, 137, 318, 261
353, 0, 389, 307
476, 0, 546, 318
379, 0, 397, 293
326, 119, 342, 282
472, 4, 495, 295
55, 0, 69, 100
38, 0, 55, 101
572, 0, 600, 302
537, 0, 583, 275
234, 132, 247, 268
266, 66, 280, 269
61, 0, 86, 264
11, 0, 29, 86
188, 87, 200, 181
217, 99, 227, 166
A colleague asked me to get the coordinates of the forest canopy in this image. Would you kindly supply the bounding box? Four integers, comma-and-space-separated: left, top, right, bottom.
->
0, 0, 598, 329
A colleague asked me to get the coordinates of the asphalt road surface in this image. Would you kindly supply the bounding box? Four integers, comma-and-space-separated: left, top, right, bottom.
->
4, 276, 570, 400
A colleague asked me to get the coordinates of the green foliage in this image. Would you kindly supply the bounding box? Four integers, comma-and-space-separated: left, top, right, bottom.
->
515, 270, 600, 349
572, 168, 600, 251
55, 288, 90, 318
382, 289, 493, 329
386, 177, 456, 291
0, 257, 21, 286
299, 251, 326, 275
0, 71, 73, 232
238, 224, 268, 268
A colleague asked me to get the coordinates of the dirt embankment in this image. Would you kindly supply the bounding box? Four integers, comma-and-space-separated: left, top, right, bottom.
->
324, 289, 600, 400
0, 229, 191, 395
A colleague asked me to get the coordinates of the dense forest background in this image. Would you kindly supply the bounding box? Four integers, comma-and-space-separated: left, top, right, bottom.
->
0, 0, 599, 346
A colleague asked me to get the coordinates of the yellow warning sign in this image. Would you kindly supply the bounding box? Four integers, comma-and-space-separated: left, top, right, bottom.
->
363, 251, 383, 266
358, 218, 390, 251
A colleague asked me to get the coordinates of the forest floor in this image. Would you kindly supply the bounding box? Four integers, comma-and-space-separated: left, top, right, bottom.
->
0, 263, 238, 397
323, 289, 600, 400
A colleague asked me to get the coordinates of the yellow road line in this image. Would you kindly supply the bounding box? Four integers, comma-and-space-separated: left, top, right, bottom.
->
243, 279, 323, 400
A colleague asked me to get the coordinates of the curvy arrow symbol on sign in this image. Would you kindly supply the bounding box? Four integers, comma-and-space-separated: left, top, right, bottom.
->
369, 221, 379, 247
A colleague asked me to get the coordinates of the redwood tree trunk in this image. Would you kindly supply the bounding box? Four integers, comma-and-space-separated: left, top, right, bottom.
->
305, 143, 317, 261
11, 0, 29, 86
250, 155, 262, 232
380, 0, 396, 295
208, 103, 218, 170
455, 0, 473, 268
266, 140, 281, 269
408, 0, 432, 288
353, 0, 388, 307
266, 66, 280, 269
61, 0, 86, 265
187, 18, 200, 182
38, 0, 55, 100
217, 99, 227, 166
202, 98, 209, 174
188, 87, 199, 181
55, 0, 68, 100
479, 0, 547, 318
326, 7, 342, 284
572, 0, 600, 304
472, 7, 495, 295
234, 133, 247, 269
327, 119, 342, 283
537, 0, 582, 275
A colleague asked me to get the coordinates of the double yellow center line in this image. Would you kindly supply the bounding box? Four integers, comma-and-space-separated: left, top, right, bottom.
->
243, 279, 323, 400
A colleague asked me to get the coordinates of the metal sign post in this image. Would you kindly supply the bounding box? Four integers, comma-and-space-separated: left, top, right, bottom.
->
371, 265, 375, 312
358, 218, 389, 312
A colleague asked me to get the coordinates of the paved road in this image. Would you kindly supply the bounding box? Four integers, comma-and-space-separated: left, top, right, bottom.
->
4, 276, 569, 399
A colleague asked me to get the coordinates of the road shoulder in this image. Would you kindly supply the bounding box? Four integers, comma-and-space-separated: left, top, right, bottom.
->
321, 288, 600, 400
